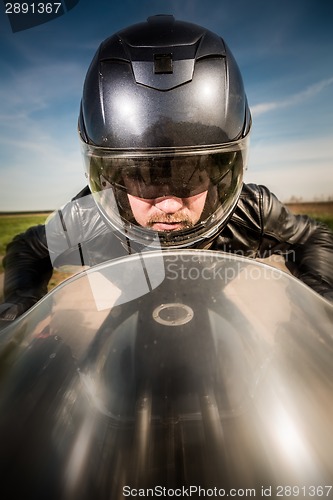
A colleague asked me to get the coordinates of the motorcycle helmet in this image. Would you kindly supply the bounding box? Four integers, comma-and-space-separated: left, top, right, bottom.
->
79, 15, 251, 248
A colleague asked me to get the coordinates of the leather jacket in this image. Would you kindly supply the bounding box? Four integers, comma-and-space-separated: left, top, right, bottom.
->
2, 183, 333, 318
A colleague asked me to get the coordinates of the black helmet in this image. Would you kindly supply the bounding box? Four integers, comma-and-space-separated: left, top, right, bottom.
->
79, 15, 251, 248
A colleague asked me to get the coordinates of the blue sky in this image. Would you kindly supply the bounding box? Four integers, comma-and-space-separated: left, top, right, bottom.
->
0, 0, 332, 211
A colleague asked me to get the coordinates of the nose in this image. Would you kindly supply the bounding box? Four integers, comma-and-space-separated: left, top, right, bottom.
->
154, 196, 184, 214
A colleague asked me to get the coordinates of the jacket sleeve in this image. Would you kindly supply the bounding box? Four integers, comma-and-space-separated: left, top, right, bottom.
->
1, 187, 92, 320
258, 185, 333, 298
2, 224, 53, 315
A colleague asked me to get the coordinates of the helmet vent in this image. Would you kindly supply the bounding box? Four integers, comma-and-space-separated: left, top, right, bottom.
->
154, 53, 173, 74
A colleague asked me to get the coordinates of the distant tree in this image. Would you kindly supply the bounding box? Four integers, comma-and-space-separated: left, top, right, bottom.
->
288, 195, 303, 203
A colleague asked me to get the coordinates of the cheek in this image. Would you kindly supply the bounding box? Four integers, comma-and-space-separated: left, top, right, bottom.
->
188, 191, 208, 213
128, 195, 154, 225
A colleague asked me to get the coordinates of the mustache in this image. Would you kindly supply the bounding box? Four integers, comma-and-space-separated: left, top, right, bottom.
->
147, 212, 194, 228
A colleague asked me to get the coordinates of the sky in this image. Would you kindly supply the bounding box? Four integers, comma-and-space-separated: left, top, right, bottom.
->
0, 0, 332, 211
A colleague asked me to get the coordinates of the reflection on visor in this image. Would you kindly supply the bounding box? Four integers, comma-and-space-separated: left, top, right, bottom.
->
94, 153, 238, 199
121, 166, 210, 199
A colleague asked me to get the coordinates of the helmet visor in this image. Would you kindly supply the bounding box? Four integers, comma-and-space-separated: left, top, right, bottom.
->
103, 157, 213, 200
82, 139, 248, 248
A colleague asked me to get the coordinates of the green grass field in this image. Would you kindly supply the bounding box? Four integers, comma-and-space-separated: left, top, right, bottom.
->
0, 213, 63, 292
0, 214, 51, 281
0, 214, 49, 261
286, 202, 333, 231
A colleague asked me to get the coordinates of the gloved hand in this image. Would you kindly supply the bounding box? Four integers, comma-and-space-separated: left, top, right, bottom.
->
0, 303, 23, 321
0, 298, 35, 322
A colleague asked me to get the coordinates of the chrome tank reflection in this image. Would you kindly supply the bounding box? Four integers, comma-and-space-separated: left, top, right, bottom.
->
0, 251, 332, 499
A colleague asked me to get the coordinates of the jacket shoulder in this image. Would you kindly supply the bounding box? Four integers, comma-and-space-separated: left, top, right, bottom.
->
231, 183, 264, 232
71, 185, 91, 201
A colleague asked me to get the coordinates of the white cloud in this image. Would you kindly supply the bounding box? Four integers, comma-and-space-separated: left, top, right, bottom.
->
251, 76, 333, 117
0, 61, 83, 118
0, 101, 84, 211
0, 60, 86, 210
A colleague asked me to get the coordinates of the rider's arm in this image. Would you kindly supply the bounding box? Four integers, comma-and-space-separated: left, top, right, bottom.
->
0, 188, 90, 320
1, 224, 53, 319
0, 187, 109, 321
257, 184, 333, 299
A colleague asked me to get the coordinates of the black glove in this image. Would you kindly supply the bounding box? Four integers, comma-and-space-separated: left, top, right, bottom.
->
0, 298, 35, 322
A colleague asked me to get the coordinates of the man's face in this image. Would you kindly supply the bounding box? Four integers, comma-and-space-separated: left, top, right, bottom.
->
127, 192, 208, 231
